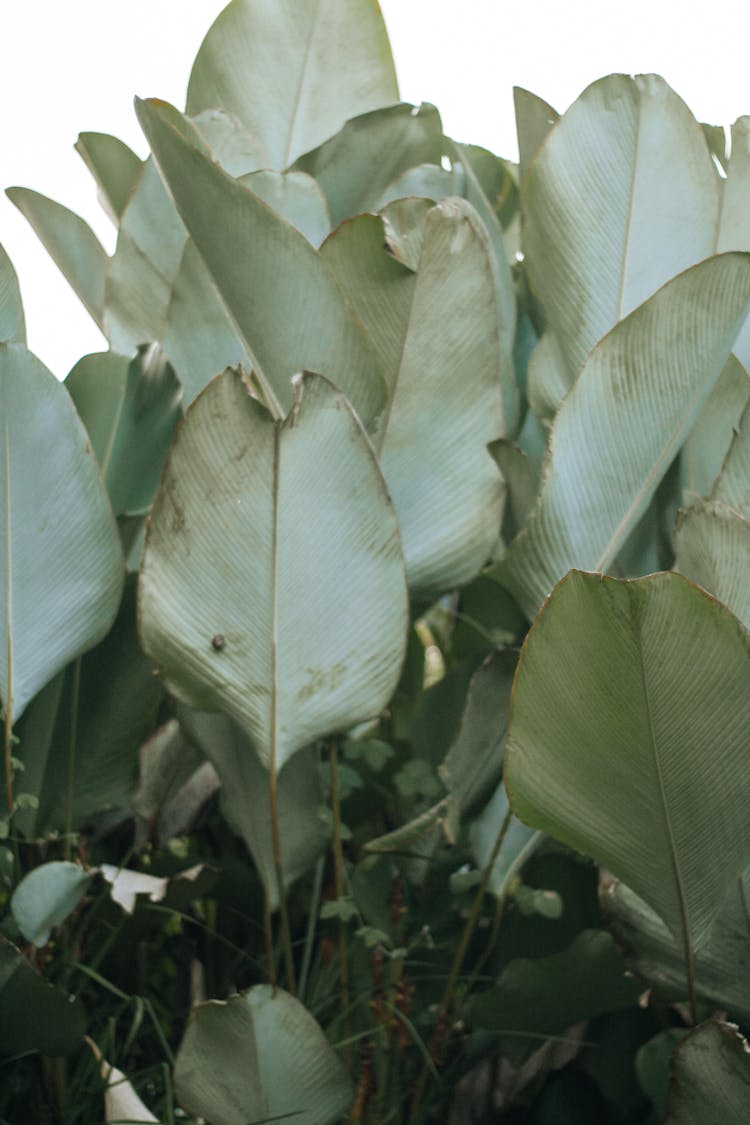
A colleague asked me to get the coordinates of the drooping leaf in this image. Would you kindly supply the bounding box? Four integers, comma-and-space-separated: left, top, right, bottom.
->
0, 936, 85, 1057
139, 369, 407, 773
6, 187, 108, 330
178, 708, 326, 909
674, 501, 750, 629
75, 131, 143, 225
11, 576, 160, 835
513, 86, 559, 183
505, 570, 750, 963
664, 1020, 750, 1122
0, 241, 25, 344
66, 344, 183, 516
293, 102, 443, 226
523, 74, 719, 385
175, 984, 353, 1125
322, 200, 507, 595
494, 254, 750, 617
471, 930, 642, 1039
186, 0, 398, 170
601, 871, 750, 1029
136, 98, 386, 428
679, 355, 750, 507
0, 343, 124, 725
11, 861, 92, 946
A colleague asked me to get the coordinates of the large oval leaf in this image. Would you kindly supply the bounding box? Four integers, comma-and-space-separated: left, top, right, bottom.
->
494, 254, 750, 618
139, 369, 407, 772
664, 1020, 750, 1122
186, 0, 398, 170
322, 201, 507, 595
175, 984, 353, 1125
523, 74, 718, 384
135, 98, 386, 429
0, 343, 124, 724
505, 570, 750, 961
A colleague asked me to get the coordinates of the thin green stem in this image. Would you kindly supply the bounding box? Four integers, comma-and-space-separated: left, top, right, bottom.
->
330, 742, 351, 1068
64, 659, 82, 862
410, 806, 512, 1120
299, 854, 325, 1004
269, 762, 296, 994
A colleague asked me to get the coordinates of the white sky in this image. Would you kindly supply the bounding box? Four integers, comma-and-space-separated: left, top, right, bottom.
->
2, 0, 749, 378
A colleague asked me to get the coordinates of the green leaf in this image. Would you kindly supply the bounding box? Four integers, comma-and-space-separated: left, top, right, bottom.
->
505, 570, 750, 964
322, 200, 508, 595
664, 1020, 750, 1122
716, 117, 750, 368
186, 0, 398, 170
11, 576, 161, 835
75, 131, 143, 224
10, 861, 91, 946
136, 98, 386, 429
375, 162, 464, 210
674, 501, 750, 629
139, 369, 407, 773
635, 1029, 690, 1118
6, 187, 108, 330
0, 343, 124, 725
238, 169, 331, 246
178, 708, 326, 909
174, 984, 353, 1125
679, 355, 750, 507
0, 241, 25, 344
66, 344, 183, 516
523, 74, 719, 386
0, 936, 85, 1057
294, 102, 443, 226
601, 871, 750, 1028
513, 86, 559, 184
494, 254, 750, 617
471, 930, 642, 1037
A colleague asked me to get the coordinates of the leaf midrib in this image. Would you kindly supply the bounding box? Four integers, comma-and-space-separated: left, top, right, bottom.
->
282, 0, 323, 169
636, 622, 693, 964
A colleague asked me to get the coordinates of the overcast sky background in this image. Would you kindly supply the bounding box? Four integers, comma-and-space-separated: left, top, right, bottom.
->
2, 0, 749, 377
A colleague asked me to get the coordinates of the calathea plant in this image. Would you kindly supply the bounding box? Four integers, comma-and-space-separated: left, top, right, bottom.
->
1, 1, 750, 1122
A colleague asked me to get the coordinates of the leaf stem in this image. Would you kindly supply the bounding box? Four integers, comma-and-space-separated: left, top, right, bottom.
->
409, 805, 513, 1119
64, 659, 82, 862
330, 742, 351, 1068
268, 762, 296, 994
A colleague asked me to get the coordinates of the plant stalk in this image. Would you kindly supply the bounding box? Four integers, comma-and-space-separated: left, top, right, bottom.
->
268, 762, 296, 994
409, 805, 513, 1119
330, 742, 352, 1067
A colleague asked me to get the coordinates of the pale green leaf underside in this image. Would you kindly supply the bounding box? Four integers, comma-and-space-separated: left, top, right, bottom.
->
0, 343, 124, 722
186, 0, 398, 170
7, 187, 108, 331
11, 861, 91, 946
175, 985, 353, 1125
136, 98, 386, 429
712, 399, 750, 517
323, 200, 507, 595
0, 243, 25, 344
139, 370, 408, 772
524, 74, 719, 384
505, 570, 750, 953
496, 253, 750, 618
674, 501, 750, 629
75, 131, 143, 225
679, 355, 750, 507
